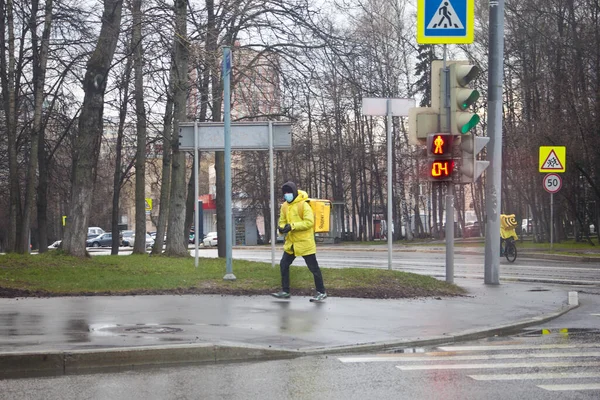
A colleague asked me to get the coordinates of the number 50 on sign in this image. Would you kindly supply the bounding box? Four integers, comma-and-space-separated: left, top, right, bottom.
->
543, 173, 562, 194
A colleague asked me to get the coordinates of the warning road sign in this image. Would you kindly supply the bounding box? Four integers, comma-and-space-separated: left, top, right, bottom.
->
145, 198, 153, 211
539, 146, 566, 173
417, 0, 474, 44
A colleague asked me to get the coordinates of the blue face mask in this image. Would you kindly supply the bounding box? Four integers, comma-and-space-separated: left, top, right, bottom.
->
284, 193, 294, 203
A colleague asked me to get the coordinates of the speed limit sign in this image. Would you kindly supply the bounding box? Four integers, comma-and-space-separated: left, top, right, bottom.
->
543, 173, 562, 193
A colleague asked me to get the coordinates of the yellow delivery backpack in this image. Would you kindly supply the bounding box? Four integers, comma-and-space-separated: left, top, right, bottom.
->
294, 198, 331, 233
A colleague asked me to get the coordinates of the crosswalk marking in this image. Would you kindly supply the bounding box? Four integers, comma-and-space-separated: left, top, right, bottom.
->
340, 352, 600, 363
469, 372, 600, 381
396, 361, 600, 371
339, 341, 600, 393
437, 343, 600, 352
537, 383, 600, 391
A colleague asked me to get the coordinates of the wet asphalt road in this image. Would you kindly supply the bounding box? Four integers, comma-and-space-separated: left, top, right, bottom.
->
87, 246, 600, 285
1, 289, 598, 400
204, 247, 600, 286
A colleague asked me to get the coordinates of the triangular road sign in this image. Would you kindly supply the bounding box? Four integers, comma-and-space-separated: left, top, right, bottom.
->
541, 150, 564, 170
427, 0, 465, 30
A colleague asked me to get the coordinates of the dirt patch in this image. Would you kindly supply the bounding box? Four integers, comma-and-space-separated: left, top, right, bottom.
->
0, 285, 464, 299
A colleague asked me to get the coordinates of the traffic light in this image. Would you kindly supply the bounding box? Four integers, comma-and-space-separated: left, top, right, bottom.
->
427, 133, 454, 181
460, 134, 489, 183
446, 62, 481, 135
408, 108, 439, 145
408, 63, 443, 145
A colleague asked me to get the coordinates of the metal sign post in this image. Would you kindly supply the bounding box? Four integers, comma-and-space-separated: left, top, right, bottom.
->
194, 121, 199, 267
362, 98, 416, 271
223, 46, 235, 281
269, 122, 276, 268
543, 173, 562, 251
181, 120, 292, 274
442, 46, 455, 284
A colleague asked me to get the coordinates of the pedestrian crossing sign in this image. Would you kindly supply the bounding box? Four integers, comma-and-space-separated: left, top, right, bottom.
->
539, 146, 566, 173
417, 0, 474, 44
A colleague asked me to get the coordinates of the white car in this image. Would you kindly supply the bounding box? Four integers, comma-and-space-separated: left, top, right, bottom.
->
48, 240, 62, 249
203, 232, 218, 247
130, 233, 155, 248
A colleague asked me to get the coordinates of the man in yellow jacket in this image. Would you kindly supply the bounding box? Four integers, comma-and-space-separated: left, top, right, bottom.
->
272, 181, 327, 302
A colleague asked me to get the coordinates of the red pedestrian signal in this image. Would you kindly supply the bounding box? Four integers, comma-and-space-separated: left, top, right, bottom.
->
427, 134, 453, 157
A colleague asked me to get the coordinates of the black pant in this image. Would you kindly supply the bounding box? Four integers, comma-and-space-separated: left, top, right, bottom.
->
280, 251, 325, 294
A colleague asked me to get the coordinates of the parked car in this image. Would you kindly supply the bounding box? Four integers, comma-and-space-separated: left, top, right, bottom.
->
121, 230, 135, 247
48, 240, 62, 249
463, 221, 481, 238
86, 232, 115, 247
203, 232, 218, 247
521, 219, 533, 235
88, 227, 105, 237
130, 233, 155, 248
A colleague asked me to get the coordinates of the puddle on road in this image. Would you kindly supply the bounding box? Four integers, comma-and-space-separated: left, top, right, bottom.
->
388, 347, 427, 354
124, 326, 183, 334
90, 323, 184, 336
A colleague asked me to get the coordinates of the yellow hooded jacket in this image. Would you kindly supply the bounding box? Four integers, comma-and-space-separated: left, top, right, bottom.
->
278, 189, 316, 256
500, 214, 519, 241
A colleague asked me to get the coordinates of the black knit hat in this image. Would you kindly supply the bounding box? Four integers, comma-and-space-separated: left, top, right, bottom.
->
282, 181, 298, 199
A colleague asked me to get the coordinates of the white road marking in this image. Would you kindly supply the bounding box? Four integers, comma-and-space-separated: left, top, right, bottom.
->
396, 361, 600, 370
438, 343, 600, 352
469, 372, 600, 381
340, 352, 600, 363
537, 383, 600, 391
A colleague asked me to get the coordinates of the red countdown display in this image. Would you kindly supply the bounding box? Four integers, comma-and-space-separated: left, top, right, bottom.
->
428, 160, 455, 181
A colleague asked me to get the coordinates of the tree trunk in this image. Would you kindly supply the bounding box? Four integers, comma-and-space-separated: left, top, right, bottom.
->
111, 51, 132, 255
62, 0, 123, 257
205, 0, 226, 258
22, 0, 53, 253
150, 60, 175, 255
132, 0, 148, 254
165, 0, 189, 257
0, 0, 20, 253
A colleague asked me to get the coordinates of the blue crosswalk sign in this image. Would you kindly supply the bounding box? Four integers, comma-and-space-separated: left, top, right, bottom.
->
417, 0, 474, 44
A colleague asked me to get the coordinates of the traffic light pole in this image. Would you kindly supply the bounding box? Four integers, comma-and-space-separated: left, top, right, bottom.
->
386, 99, 393, 270
484, 0, 505, 285
442, 46, 454, 283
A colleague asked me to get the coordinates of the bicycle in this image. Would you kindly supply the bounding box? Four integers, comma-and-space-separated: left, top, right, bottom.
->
501, 237, 517, 263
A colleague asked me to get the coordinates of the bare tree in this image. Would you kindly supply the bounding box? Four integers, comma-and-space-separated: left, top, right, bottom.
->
0, 0, 21, 253
131, 0, 148, 254
164, 0, 190, 256
20, 0, 53, 253
63, 0, 123, 257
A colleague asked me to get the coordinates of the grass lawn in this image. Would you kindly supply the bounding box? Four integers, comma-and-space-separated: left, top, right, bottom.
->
0, 252, 465, 299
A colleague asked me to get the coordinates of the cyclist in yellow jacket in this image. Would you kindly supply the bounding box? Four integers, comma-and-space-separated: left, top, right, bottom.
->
500, 214, 519, 255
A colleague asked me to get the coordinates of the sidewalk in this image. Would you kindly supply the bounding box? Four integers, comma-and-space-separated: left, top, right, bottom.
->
0, 278, 577, 377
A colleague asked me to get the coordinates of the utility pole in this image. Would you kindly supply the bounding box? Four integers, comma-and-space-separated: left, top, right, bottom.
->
484, 0, 505, 285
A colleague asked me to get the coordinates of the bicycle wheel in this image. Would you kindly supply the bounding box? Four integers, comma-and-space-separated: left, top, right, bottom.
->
505, 241, 517, 263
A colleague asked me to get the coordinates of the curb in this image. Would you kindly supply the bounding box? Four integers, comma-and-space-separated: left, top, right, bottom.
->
0, 304, 577, 378
0, 343, 300, 379
300, 303, 579, 355
519, 253, 600, 263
